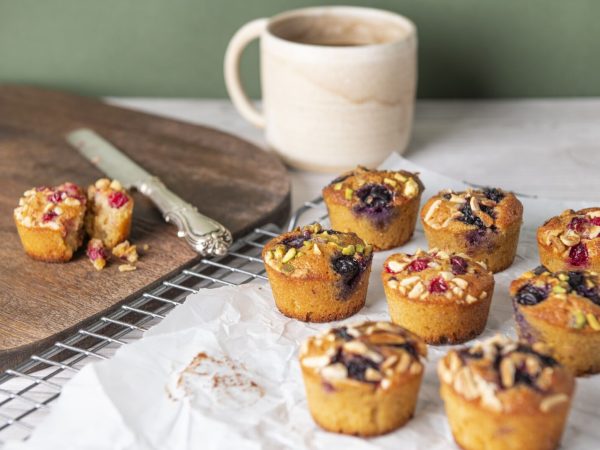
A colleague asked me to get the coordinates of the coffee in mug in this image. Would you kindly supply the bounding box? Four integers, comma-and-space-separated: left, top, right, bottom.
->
225, 6, 417, 172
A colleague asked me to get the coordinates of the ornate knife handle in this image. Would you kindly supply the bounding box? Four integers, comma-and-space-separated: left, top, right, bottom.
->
139, 177, 232, 256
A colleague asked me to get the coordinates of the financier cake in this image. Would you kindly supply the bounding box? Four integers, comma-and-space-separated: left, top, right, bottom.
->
438, 335, 574, 450
262, 223, 373, 322
322, 166, 424, 250
14, 183, 87, 262
299, 321, 427, 436
86, 178, 134, 249
537, 207, 600, 272
511, 266, 600, 375
382, 248, 494, 344
420, 187, 523, 273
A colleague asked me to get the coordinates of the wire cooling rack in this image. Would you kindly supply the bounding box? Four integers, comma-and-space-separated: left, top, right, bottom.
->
0, 198, 328, 444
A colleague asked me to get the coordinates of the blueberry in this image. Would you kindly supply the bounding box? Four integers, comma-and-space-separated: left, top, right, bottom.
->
458, 202, 486, 229
333, 326, 353, 341
532, 265, 548, 275
344, 355, 379, 382
443, 193, 452, 200
355, 184, 392, 210
332, 256, 360, 277
567, 271, 600, 305
281, 235, 307, 248
483, 187, 505, 203
515, 284, 548, 306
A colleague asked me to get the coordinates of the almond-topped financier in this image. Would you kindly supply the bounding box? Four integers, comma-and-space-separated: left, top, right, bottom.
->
511, 266, 600, 375
421, 187, 523, 273
322, 166, 424, 250
300, 321, 427, 436
14, 183, 86, 262
262, 223, 372, 322
382, 248, 494, 344
438, 335, 574, 450
86, 178, 134, 249
537, 208, 600, 272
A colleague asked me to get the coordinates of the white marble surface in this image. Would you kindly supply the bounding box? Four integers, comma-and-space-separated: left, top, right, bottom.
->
109, 97, 600, 211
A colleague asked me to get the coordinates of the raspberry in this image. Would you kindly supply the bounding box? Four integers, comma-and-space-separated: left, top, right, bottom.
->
429, 276, 448, 293
567, 217, 588, 233
42, 211, 57, 222
569, 243, 589, 267
590, 217, 600, 226
87, 244, 107, 261
108, 191, 129, 208
47, 191, 64, 203
450, 256, 468, 275
408, 258, 430, 272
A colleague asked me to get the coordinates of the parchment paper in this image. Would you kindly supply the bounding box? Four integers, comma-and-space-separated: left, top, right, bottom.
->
6, 155, 600, 450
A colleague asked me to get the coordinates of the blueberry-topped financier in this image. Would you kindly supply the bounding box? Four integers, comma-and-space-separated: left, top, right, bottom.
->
420, 187, 523, 273
299, 321, 427, 436
511, 266, 600, 375
14, 183, 87, 262
322, 166, 424, 250
537, 208, 600, 272
262, 223, 373, 322
382, 248, 494, 344
438, 335, 574, 450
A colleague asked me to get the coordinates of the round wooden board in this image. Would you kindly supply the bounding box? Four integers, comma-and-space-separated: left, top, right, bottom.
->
0, 85, 290, 370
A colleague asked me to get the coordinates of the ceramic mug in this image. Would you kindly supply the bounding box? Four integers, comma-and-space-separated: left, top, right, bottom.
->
224, 6, 417, 172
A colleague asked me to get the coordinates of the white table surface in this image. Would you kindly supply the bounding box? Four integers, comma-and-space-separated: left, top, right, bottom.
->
2, 98, 600, 445
109, 98, 600, 210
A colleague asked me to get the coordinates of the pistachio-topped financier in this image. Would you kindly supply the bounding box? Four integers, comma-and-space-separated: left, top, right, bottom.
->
300, 321, 427, 436
421, 187, 523, 272
537, 208, 600, 272
262, 223, 373, 322
382, 248, 494, 344
438, 335, 574, 450
322, 166, 424, 250
14, 182, 87, 262
511, 266, 600, 375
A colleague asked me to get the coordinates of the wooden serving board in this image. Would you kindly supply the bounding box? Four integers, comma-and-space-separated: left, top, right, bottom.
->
0, 85, 290, 370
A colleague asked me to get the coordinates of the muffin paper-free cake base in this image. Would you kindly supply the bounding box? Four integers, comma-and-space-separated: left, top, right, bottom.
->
6, 155, 600, 450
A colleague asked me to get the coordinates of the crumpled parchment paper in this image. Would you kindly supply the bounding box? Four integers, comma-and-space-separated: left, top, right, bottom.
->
6, 155, 600, 450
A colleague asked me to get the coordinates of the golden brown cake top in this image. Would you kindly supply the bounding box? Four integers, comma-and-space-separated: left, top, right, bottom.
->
13, 182, 86, 232
421, 187, 523, 232
438, 335, 574, 414
511, 266, 600, 332
300, 321, 427, 389
537, 208, 600, 268
322, 166, 423, 209
87, 178, 133, 211
262, 223, 372, 280
382, 248, 493, 305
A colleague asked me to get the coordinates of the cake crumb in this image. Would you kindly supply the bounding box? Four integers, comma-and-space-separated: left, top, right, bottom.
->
119, 264, 137, 272
112, 240, 138, 264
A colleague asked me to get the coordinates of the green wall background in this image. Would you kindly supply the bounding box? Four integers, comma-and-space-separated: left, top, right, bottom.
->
0, 0, 598, 98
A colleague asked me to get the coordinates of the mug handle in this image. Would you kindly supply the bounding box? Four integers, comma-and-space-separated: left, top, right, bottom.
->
224, 18, 268, 129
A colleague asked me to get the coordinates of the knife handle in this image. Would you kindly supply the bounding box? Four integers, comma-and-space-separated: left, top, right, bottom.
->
139, 177, 232, 256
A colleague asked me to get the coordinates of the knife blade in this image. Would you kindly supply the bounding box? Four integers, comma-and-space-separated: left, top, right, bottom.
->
66, 128, 232, 256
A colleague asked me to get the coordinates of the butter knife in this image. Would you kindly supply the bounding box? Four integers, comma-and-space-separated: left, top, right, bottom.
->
66, 128, 232, 256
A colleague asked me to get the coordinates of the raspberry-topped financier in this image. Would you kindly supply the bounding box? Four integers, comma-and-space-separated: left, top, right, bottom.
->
86, 178, 134, 249
420, 187, 523, 273
299, 321, 427, 436
322, 166, 424, 250
438, 335, 574, 450
537, 207, 600, 272
511, 266, 600, 375
382, 248, 494, 344
262, 223, 373, 322
14, 183, 86, 262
